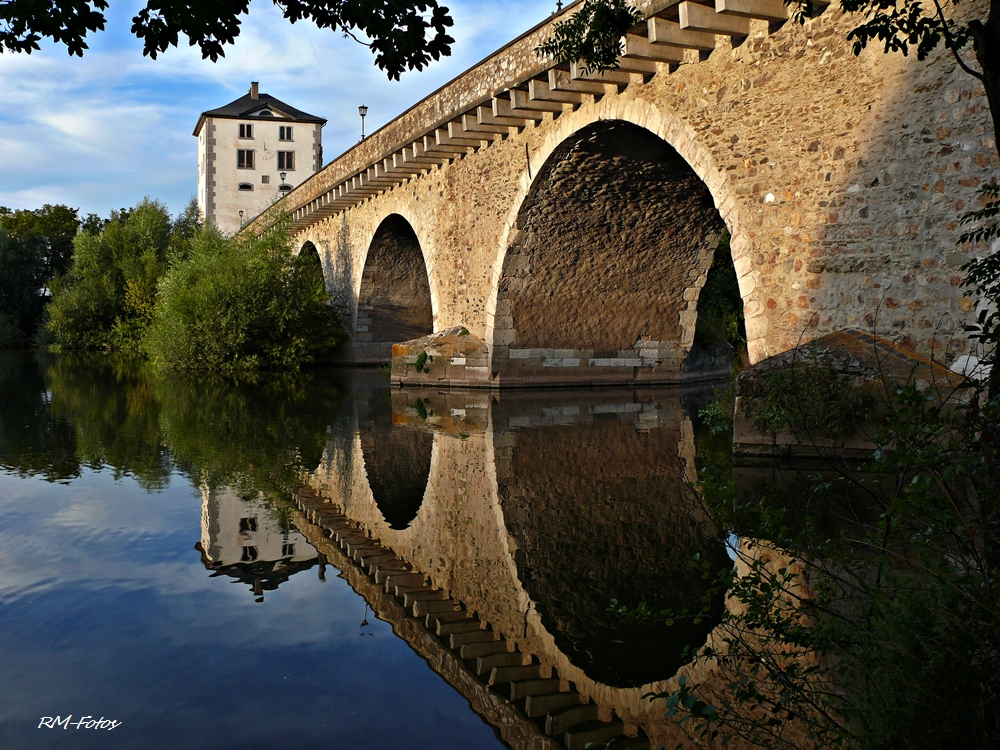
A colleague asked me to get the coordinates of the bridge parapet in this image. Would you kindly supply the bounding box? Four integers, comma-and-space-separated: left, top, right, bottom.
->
246, 0, 813, 237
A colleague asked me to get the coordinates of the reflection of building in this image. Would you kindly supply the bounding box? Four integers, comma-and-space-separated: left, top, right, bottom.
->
196, 486, 321, 601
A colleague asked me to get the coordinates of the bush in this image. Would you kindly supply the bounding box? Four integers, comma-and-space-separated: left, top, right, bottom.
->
144, 221, 343, 371
45, 199, 187, 352
693, 231, 747, 353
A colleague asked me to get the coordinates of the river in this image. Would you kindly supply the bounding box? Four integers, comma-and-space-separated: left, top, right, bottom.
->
0, 353, 732, 749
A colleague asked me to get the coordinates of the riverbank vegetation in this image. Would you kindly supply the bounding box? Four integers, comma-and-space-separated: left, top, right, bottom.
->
144, 220, 342, 371
1, 197, 342, 371
45, 199, 197, 353
650, 355, 1000, 749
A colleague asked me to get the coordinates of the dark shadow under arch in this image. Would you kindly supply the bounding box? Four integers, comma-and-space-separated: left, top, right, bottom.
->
493, 120, 731, 384
358, 390, 432, 531
357, 215, 433, 349
494, 395, 729, 687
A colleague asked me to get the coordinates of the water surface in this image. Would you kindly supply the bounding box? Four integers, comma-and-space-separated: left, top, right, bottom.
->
0, 353, 728, 749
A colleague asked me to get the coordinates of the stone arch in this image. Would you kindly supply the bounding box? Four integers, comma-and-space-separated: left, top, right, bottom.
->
486, 100, 763, 384
354, 214, 434, 364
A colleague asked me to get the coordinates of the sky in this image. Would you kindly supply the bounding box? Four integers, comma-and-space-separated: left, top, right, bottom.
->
0, 0, 557, 219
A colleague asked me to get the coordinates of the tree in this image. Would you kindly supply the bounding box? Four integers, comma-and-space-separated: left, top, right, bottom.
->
143, 219, 343, 371
45, 198, 192, 351
0, 0, 454, 79
0, 204, 80, 346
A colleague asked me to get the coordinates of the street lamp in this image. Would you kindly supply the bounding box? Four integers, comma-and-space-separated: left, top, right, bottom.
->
279, 171, 288, 191
359, 105, 368, 141
238, 209, 244, 227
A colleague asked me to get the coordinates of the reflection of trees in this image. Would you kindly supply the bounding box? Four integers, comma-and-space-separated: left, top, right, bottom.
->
155, 370, 343, 501
0, 352, 79, 482
46, 354, 170, 489
0, 354, 343, 499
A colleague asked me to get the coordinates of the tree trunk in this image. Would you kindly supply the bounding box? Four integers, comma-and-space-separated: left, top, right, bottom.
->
971, 6, 1000, 164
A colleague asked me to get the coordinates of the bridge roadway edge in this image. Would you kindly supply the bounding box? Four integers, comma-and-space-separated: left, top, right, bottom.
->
256, 0, 995, 384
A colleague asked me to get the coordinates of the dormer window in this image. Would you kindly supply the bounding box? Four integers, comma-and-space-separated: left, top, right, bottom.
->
256, 110, 274, 117
239, 123, 253, 139
279, 126, 293, 141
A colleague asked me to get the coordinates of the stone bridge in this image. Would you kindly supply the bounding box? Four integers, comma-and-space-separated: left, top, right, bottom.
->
249, 0, 995, 386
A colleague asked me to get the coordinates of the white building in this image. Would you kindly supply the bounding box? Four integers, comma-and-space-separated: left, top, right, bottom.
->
194, 82, 326, 234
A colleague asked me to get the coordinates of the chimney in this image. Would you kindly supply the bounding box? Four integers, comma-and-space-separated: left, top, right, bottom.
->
250, 82, 259, 100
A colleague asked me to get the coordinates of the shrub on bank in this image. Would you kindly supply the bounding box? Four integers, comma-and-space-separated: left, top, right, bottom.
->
144, 222, 343, 371
45, 200, 195, 352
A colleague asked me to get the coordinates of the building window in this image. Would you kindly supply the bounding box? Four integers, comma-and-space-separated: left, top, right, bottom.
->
261, 175, 270, 184
279, 126, 293, 141
239, 517, 258, 533
237, 149, 255, 169
277, 151, 294, 170
278, 184, 292, 193
281, 543, 296, 557
239, 123, 253, 139
241, 546, 259, 562
238, 182, 253, 191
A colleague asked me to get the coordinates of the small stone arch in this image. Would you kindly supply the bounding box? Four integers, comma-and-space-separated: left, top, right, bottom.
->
358, 401, 433, 531
352, 214, 434, 364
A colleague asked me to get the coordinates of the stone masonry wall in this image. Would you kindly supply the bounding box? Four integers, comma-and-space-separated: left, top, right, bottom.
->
291, 1, 996, 376
308, 383, 761, 745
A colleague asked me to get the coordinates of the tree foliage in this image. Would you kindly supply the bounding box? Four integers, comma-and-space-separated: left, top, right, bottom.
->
0, 0, 455, 79
143, 219, 343, 371
648, 369, 1000, 749
44, 198, 198, 352
0, 204, 80, 347
535, 0, 641, 73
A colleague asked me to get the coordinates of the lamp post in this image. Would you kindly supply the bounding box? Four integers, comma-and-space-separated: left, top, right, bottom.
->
359, 105, 368, 141
279, 171, 287, 191
239, 209, 244, 228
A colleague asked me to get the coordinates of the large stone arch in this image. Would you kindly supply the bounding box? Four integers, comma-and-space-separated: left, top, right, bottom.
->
351, 213, 435, 364
486, 100, 760, 386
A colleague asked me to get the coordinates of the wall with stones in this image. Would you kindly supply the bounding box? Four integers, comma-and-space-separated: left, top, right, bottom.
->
289, 1, 995, 377
306, 379, 734, 743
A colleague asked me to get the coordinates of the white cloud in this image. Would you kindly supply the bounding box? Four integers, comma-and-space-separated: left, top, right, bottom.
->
0, 0, 555, 217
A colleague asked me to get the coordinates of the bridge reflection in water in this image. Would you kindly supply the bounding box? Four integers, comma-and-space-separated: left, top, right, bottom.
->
299, 376, 729, 748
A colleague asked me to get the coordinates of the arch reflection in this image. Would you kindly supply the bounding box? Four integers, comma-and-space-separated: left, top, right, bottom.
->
493, 392, 730, 687
357, 385, 432, 530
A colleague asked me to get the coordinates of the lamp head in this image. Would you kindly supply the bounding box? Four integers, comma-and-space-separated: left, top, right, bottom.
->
280, 171, 287, 183
358, 105, 368, 117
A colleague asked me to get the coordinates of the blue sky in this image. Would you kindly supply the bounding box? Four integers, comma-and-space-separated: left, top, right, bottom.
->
0, 0, 556, 219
